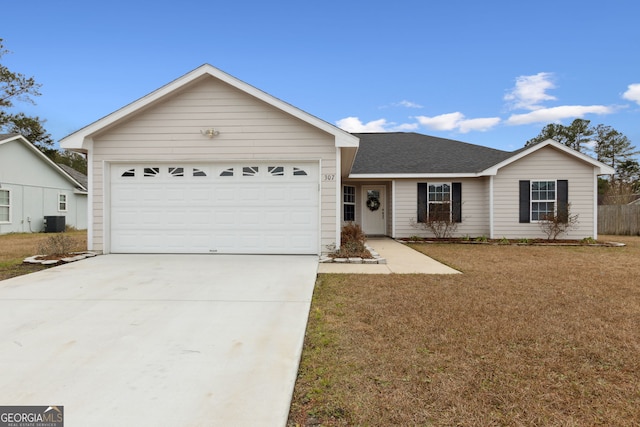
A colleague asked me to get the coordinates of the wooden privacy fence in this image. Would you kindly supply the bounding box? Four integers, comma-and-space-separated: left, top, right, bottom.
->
598, 205, 640, 235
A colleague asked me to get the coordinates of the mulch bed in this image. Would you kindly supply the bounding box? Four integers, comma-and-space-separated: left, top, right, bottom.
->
399, 237, 625, 246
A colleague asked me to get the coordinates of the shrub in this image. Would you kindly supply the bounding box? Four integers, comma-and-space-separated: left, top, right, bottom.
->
410, 203, 460, 239
336, 223, 370, 258
37, 234, 79, 256
538, 203, 579, 240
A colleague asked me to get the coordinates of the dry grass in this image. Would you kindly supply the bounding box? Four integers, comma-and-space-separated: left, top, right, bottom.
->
0, 231, 87, 281
289, 235, 640, 426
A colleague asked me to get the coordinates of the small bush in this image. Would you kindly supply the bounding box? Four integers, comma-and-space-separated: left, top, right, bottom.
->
538, 203, 579, 240
335, 223, 371, 258
37, 234, 79, 256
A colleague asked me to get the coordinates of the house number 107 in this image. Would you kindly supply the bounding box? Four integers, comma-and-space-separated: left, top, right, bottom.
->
322, 174, 336, 181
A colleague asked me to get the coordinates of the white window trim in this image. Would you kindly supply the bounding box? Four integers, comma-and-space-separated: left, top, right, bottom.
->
530, 179, 557, 222
0, 189, 11, 223
58, 193, 68, 212
343, 185, 356, 222
427, 182, 452, 221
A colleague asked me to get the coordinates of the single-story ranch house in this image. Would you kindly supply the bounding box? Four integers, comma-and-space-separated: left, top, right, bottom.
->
0, 134, 88, 234
60, 64, 614, 255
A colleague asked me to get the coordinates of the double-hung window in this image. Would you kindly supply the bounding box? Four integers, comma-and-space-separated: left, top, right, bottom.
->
417, 182, 462, 223
531, 181, 555, 221
0, 189, 10, 223
428, 184, 451, 221
343, 185, 355, 221
58, 193, 68, 212
519, 180, 568, 223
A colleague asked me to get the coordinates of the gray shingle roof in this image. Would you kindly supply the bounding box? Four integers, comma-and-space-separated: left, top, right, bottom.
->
350, 132, 514, 174
57, 164, 88, 189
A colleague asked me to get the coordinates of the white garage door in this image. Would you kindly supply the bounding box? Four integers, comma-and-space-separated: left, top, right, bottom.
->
110, 162, 319, 254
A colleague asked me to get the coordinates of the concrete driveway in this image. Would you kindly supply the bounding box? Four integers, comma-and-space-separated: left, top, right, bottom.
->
0, 254, 318, 426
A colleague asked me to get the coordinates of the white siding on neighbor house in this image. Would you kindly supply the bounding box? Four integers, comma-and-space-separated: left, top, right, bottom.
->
0, 139, 87, 234
90, 76, 337, 253
393, 178, 490, 238
492, 146, 596, 239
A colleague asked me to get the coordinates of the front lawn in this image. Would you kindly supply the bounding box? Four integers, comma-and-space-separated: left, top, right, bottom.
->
0, 231, 87, 281
288, 235, 640, 426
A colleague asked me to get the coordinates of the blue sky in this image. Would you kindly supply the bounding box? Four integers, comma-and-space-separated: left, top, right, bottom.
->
3, 0, 640, 153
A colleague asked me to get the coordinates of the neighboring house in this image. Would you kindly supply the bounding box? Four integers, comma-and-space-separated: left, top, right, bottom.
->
0, 134, 88, 234
60, 64, 614, 255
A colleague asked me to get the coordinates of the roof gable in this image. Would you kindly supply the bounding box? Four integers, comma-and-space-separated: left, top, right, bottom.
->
60, 64, 358, 150
483, 139, 616, 175
0, 134, 87, 191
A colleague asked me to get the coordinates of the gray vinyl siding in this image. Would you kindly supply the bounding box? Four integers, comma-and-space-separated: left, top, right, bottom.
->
393, 178, 490, 238
0, 139, 87, 234
90, 76, 337, 252
492, 146, 596, 239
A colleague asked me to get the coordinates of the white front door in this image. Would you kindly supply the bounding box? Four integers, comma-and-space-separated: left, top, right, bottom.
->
362, 186, 385, 235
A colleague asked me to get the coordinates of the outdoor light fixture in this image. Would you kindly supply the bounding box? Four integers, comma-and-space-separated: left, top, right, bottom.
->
200, 128, 220, 138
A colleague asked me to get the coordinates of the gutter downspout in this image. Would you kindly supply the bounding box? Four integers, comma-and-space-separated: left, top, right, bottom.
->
593, 170, 598, 239
489, 175, 494, 239
335, 146, 341, 251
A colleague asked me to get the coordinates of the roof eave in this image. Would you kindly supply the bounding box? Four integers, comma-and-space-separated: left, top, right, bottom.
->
348, 172, 482, 179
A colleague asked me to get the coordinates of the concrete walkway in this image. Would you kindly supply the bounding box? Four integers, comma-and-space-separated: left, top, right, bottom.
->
318, 237, 460, 274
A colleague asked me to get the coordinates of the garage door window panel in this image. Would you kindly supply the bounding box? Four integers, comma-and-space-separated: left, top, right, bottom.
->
243, 166, 259, 176
144, 167, 160, 177
169, 167, 184, 177
220, 168, 234, 177
268, 166, 285, 176
293, 167, 308, 176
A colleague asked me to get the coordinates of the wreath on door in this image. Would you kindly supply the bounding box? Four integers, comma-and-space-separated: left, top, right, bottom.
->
366, 196, 381, 211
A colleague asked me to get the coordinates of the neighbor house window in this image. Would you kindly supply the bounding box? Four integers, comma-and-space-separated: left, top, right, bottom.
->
58, 194, 68, 212
417, 182, 462, 223
0, 189, 10, 222
343, 185, 355, 221
519, 180, 568, 223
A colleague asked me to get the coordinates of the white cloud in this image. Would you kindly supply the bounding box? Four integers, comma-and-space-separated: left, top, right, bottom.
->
393, 100, 423, 109
335, 117, 389, 132
416, 112, 465, 131
416, 112, 501, 133
623, 83, 640, 104
458, 117, 502, 133
506, 105, 614, 125
393, 122, 420, 131
504, 72, 556, 111
335, 117, 419, 133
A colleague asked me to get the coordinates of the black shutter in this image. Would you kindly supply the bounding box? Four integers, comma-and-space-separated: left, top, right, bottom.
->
557, 180, 569, 223
417, 183, 427, 222
452, 182, 462, 223
519, 180, 530, 223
